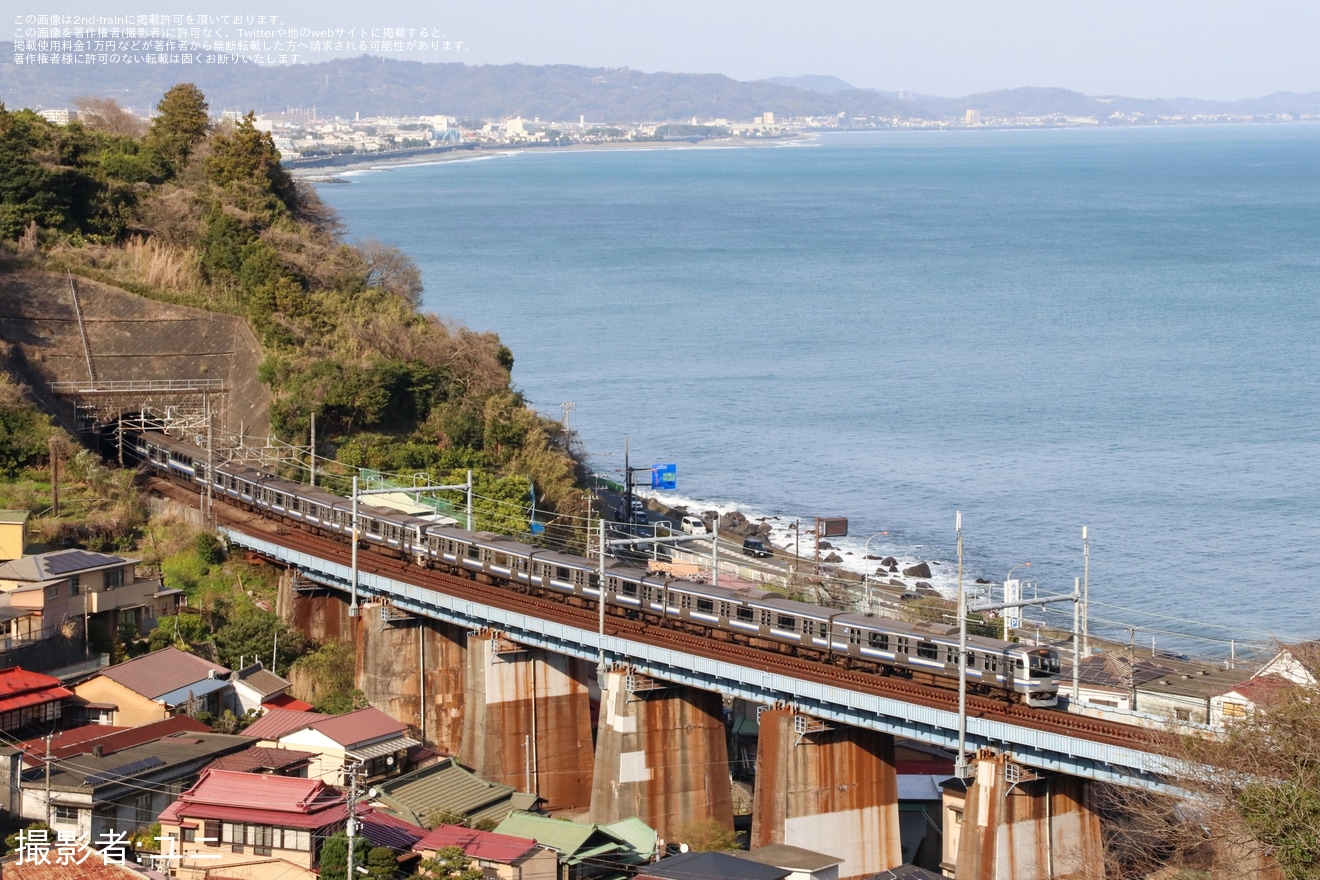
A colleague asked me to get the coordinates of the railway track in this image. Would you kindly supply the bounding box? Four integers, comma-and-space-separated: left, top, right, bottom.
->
158, 478, 1164, 754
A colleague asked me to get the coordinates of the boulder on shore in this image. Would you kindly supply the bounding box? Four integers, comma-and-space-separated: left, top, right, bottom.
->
903, 562, 933, 579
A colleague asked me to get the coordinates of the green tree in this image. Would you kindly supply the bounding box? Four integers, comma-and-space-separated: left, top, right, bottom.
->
147, 612, 211, 651
416, 845, 483, 880
671, 818, 740, 852
213, 610, 308, 673
206, 112, 296, 215
317, 832, 394, 880
0, 394, 55, 475
145, 83, 210, 175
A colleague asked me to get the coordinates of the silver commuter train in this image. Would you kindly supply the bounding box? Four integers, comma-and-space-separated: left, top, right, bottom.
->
128, 431, 1061, 706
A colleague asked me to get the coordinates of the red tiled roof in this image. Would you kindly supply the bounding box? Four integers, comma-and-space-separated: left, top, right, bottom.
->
1230, 674, 1293, 702
207, 745, 318, 774
241, 707, 326, 740
3, 848, 156, 879
18, 716, 210, 767
98, 647, 228, 700
357, 807, 428, 851
0, 665, 70, 696
415, 825, 540, 864
308, 707, 405, 748
159, 769, 347, 828
0, 666, 74, 716
262, 693, 314, 712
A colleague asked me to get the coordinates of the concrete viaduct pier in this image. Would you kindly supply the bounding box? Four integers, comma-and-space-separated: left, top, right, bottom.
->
249, 529, 1174, 879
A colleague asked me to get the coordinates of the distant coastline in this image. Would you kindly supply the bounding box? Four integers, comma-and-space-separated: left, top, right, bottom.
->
290, 135, 804, 180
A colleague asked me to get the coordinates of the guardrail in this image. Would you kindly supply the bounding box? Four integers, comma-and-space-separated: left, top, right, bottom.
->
50, 379, 225, 393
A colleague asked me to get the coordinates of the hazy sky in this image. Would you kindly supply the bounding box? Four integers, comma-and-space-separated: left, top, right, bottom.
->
9, 0, 1319, 99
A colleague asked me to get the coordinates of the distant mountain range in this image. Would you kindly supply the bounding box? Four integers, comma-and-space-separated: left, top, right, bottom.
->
4, 47, 1319, 122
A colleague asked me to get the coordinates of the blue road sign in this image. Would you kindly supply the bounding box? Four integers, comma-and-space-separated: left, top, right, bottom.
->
651, 464, 677, 490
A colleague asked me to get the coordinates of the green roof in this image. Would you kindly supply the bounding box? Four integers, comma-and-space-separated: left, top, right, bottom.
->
374, 757, 536, 827
493, 812, 656, 865
0, 510, 29, 524
601, 817, 658, 859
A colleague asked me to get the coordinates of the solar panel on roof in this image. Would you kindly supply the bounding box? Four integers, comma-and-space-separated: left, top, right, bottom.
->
44, 550, 124, 576
84, 755, 165, 786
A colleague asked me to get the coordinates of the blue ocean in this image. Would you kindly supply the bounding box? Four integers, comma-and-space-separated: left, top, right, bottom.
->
315, 125, 1320, 656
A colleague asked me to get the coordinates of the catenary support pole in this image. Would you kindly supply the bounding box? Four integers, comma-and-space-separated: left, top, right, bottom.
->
956, 511, 968, 778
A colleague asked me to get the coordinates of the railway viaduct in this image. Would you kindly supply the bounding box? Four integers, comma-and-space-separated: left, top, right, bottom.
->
226, 522, 1182, 880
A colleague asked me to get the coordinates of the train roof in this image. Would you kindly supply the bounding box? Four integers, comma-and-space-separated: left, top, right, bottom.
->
745, 595, 837, 620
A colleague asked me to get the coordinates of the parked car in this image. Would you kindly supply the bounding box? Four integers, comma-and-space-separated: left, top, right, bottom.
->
742, 537, 772, 558
681, 515, 709, 535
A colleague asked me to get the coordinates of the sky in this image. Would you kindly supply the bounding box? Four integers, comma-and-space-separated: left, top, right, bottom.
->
8, 0, 1320, 100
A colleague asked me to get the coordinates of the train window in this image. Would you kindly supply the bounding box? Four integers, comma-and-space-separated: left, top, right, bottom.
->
290, 498, 300, 513
917, 641, 939, 661
466, 544, 480, 559
555, 566, 570, 580
946, 646, 958, 664
868, 632, 889, 650
967, 652, 976, 668
896, 637, 909, 655
1031, 652, 1060, 677
1015, 659, 1025, 670
817, 621, 828, 637
697, 598, 714, 613
623, 582, 638, 596
760, 610, 772, 627
986, 657, 998, 672
494, 553, 508, 567
776, 614, 796, 630
678, 594, 692, 609
736, 607, 754, 622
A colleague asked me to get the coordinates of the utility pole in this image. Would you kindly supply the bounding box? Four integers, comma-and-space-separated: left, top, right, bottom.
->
309, 411, 317, 487
49, 436, 60, 517
345, 762, 362, 880
1082, 525, 1090, 658
44, 734, 53, 826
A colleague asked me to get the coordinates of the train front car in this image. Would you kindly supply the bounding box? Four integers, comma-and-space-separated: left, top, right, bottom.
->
1010, 645, 1061, 707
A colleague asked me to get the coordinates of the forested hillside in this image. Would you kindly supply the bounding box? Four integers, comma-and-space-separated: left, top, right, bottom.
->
0, 84, 584, 526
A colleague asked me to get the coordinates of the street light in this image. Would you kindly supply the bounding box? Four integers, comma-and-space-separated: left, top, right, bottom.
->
1003, 562, 1031, 639
862, 531, 891, 611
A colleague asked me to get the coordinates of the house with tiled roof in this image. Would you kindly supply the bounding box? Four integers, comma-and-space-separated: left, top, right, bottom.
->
374, 755, 540, 828
206, 744, 316, 776
245, 705, 419, 785
1, 844, 161, 880
0, 665, 75, 736
12, 715, 210, 770
9, 724, 252, 841
231, 661, 297, 715
493, 812, 656, 880
71, 647, 233, 727
0, 548, 183, 649
415, 824, 557, 880
639, 851, 789, 880
158, 768, 351, 880
733, 844, 844, 880
1209, 673, 1296, 728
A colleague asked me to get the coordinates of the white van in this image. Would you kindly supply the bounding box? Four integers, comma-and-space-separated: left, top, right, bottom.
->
681, 515, 708, 535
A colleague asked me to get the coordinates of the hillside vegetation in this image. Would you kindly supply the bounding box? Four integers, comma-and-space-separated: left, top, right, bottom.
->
0, 84, 584, 529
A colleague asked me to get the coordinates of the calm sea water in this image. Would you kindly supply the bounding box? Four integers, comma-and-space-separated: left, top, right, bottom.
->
315, 126, 1320, 655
